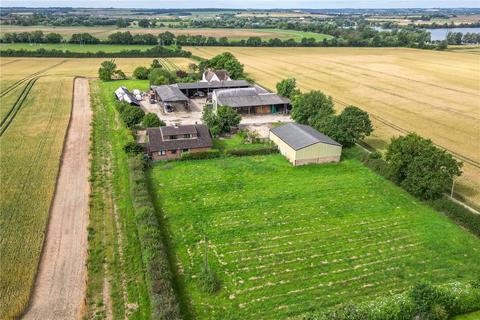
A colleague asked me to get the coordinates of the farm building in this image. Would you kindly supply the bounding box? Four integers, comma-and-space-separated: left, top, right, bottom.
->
270, 123, 342, 166
176, 80, 251, 97
114, 87, 140, 106
151, 84, 189, 110
212, 86, 291, 114
146, 124, 213, 161
202, 69, 232, 82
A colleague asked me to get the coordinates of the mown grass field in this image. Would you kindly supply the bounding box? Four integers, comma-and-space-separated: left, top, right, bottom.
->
0, 25, 331, 41
187, 46, 480, 207
150, 153, 480, 320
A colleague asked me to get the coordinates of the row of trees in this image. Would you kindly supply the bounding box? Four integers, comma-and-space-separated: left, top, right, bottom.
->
279, 77, 462, 200
446, 31, 480, 45
282, 79, 373, 148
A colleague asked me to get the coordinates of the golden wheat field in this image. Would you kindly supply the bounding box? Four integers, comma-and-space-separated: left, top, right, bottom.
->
0, 57, 193, 319
188, 47, 480, 206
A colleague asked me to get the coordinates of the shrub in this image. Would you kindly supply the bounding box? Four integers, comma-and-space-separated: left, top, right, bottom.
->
180, 150, 221, 161
119, 104, 145, 128
198, 266, 221, 294
133, 66, 150, 80
142, 113, 165, 128
225, 146, 278, 157
123, 141, 144, 155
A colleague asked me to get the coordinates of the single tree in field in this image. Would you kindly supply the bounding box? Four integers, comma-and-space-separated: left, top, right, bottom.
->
188, 63, 199, 73
133, 66, 150, 80
98, 60, 117, 81
291, 90, 335, 126
385, 133, 462, 200
320, 106, 373, 147
276, 78, 301, 100
142, 113, 165, 128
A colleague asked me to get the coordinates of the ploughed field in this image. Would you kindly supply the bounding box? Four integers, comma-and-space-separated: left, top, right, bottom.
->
0, 57, 192, 319
150, 154, 480, 320
187, 47, 480, 207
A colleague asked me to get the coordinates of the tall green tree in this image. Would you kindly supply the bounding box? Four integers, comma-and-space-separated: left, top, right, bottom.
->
142, 113, 165, 127
133, 66, 150, 80
321, 106, 373, 147
291, 90, 335, 125
138, 19, 150, 28
98, 60, 117, 81
202, 106, 240, 137
158, 31, 176, 45
148, 68, 177, 85
200, 52, 245, 79
385, 133, 462, 200
276, 78, 301, 100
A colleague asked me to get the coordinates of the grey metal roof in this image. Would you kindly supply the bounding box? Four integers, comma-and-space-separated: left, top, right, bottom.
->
215, 88, 290, 108
115, 86, 140, 106
147, 124, 213, 152
270, 123, 341, 150
152, 85, 188, 102
176, 80, 250, 90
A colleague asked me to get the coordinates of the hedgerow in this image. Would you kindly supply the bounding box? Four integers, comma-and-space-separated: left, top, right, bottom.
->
180, 150, 221, 161
0, 45, 192, 58
128, 156, 182, 319
225, 146, 279, 156
300, 282, 480, 320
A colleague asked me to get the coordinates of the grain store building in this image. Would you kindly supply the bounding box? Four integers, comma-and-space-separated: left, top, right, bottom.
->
146, 124, 213, 161
212, 86, 291, 115
269, 123, 342, 166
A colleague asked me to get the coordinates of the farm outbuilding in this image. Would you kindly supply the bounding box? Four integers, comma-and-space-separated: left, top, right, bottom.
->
269, 123, 342, 166
114, 87, 140, 106
151, 84, 189, 110
212, 86, 291, 115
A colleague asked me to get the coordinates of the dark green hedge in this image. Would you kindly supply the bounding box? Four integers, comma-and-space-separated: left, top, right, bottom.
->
428, 197, 480, 237
225, 146, 279, 157
180, 149, 221, 160
0, 45, 192, 58
129, 156, 181, 319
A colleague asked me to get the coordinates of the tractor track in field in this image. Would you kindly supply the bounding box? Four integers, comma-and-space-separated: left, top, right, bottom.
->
0, 60, 66, 98
332, 97, 480, 169
0, 77, 39, 136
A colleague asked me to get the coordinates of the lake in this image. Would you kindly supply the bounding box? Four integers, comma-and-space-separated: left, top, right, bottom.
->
426, 27, 480, 41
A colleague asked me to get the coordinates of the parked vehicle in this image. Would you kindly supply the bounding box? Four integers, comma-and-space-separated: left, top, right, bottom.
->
164, 104, 173, 113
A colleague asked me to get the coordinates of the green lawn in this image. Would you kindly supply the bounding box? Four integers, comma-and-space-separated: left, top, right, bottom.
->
0, 43, 155, 53
213, 133, 271, 152
454, 311, 480, 320
149, 153, 480, 320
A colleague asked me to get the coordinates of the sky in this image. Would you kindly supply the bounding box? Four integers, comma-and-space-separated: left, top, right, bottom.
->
1, 0, 479, 9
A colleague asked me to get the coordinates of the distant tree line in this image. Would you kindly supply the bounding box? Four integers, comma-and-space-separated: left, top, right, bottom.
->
446, 31, 480, 45
4, 28, 474, 49
0, 45, 192, 58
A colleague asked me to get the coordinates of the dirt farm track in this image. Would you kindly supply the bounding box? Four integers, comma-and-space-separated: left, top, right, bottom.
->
22, 78, 91, 319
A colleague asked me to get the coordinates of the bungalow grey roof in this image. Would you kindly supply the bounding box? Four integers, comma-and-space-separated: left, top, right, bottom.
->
176, 80, 250, 90
214, 87, 290, 108
147, 124, 213, 152
160, 124, 198, 136
270, 123, 341, 150
152, 84, 188, 102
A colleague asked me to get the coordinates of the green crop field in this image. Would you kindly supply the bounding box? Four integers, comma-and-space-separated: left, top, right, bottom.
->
0, 25, 331, 42
149, 153, 480, 319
